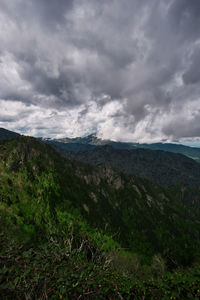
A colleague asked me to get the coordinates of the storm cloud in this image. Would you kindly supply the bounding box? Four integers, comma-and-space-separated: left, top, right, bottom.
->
0, 0, 200, 142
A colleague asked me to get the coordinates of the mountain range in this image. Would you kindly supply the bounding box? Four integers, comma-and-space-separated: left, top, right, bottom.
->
1, 135, 200, 265
40, 133, 200, 188
1, 127, 200, 163
1, 128, 200, 298
49, 133, 200, 163
58, 145, 200, 187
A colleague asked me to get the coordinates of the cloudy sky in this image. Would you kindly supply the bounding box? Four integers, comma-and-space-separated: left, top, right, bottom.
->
0, 0, 200, 143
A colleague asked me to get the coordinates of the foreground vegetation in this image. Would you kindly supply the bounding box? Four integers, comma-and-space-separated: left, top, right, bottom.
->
1, 137, 200, 298
1, 230, 200, 299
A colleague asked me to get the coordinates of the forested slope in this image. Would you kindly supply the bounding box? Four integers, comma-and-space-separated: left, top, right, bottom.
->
1, 137, 200, 298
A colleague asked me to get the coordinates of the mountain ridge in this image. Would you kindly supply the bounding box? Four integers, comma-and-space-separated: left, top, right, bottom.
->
0, 127, 21, 140
49, 133, 200, 162
1, 127, 200, 162
1, 128, 200, 187
1, 136, 200, 264
1, 135, 200, 298
56, 144, 200, 187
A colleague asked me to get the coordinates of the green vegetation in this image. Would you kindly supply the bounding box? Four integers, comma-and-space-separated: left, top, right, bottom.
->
60, 145, 200, 187
0, 127, 20, 140
50, 132, 200, 163
1, 137, 200, 298
133, 142, 200, 163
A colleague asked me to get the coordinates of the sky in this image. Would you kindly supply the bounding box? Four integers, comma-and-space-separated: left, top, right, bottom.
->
0, 0, 200, 143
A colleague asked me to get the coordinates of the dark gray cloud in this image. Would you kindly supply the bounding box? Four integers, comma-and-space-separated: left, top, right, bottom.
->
163, 113, 200, 138
33, 0, 74, 24
183, 47, 200, 85
168, 0, 200, 40
0, 0, 200, 141
0, 0, 74, 30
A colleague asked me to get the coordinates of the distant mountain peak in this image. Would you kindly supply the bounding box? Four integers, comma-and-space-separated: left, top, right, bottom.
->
84, 132, 97, 137
52, 132, 110, 146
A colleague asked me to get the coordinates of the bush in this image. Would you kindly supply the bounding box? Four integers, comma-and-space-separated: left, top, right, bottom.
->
151, 253, 166, 276
110, 251, 141, 277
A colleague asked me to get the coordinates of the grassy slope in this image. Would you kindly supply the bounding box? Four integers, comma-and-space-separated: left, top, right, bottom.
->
1, 137, 200, 298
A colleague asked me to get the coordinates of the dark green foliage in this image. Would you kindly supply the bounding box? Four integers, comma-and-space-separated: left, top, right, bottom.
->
1, 137, 200, 265
45, 140, 98, 152
1, 231, 200, 299
48, 132, 200, 163
1, 136, 200, 298
0, 127, 20, 140
134, 142, 200, 163
62, 145, 200, 187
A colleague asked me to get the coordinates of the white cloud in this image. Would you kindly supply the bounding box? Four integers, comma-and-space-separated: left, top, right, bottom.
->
0, 0, 200, 142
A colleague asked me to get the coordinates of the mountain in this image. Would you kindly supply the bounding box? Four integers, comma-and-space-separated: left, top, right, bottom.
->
49, 133, 200, 162
1, 136, 200, 298
0, 127, 20, 140
44, 139, 98, 152
133, 142, 200, 163
50, 133, 138, 150
53, 133, 110, 145
57, 145, 200, 187
1, 136, 200, 261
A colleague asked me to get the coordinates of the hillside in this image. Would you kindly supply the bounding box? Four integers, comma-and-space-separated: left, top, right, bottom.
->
58, 145, 200, 187
134, 142, 200, 163
1, 127, 200, 163
0, 127, 20, 140
1, 136, 200, 298
50, 133, 200, 162
44, 140, 98, 152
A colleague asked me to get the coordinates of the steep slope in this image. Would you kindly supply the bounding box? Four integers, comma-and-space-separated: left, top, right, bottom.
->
1, 137, 200, 265
59, 145, 200, 187
1, 136, 200, 298
0, 127, 20, 140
